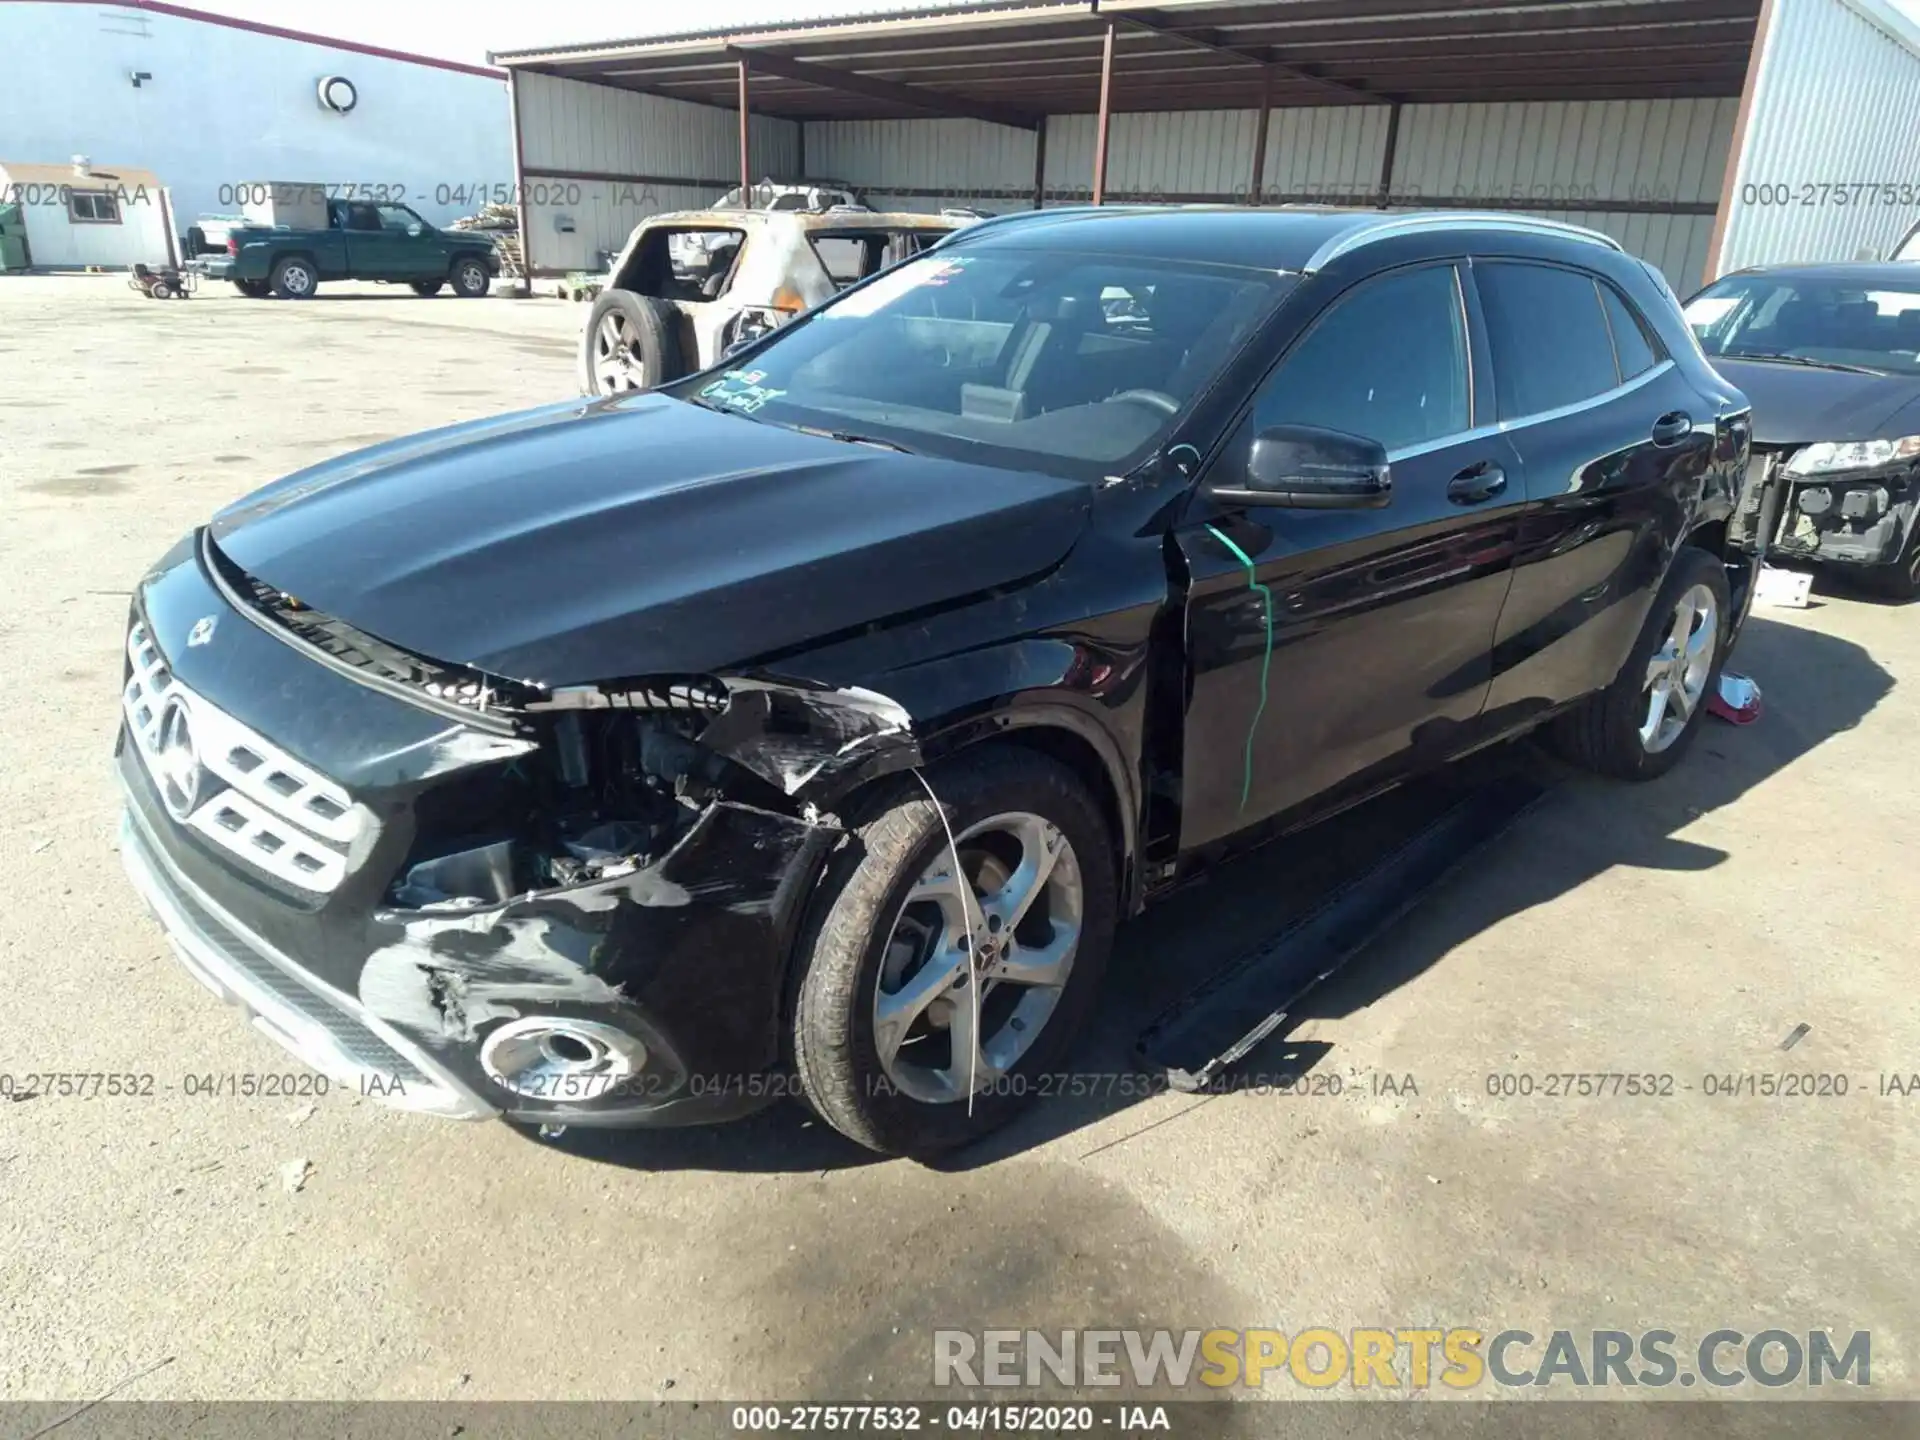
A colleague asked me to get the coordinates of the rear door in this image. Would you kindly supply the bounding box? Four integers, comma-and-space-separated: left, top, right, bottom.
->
1177, 260, 1527, 851
1470, 259, 1715, 716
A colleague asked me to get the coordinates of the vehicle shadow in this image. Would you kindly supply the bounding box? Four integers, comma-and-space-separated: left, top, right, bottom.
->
548, 613, 1890, 1175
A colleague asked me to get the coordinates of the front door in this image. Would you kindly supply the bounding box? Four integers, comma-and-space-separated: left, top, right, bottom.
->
375, 204, 447, 279
1177, 260, 1526, 851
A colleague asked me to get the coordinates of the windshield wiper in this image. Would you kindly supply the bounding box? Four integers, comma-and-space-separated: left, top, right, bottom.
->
1725, 351, 1886, 375
792, 424, 915, 454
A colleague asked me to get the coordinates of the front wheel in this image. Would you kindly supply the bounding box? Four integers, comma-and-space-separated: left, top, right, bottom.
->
449, 257, 490, 297
1550, 545, 1730, 780
792, 750, 1116, 1156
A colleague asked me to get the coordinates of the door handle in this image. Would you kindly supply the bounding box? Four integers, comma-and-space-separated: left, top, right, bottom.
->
1651, 411, 1693, 447
1447, 461, 1507, 505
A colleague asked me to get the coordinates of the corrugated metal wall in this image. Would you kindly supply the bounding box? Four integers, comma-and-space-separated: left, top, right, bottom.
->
806, 117, 1035, 214
513, 70, 799, 273
806, 99, 1732, 287
1715, 0, 1920, 276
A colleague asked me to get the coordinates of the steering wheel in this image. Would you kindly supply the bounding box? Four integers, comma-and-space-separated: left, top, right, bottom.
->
1108, 388, 1179, 416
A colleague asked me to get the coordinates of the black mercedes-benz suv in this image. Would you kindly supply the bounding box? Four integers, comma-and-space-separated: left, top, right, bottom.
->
118, 207, 1758, 1155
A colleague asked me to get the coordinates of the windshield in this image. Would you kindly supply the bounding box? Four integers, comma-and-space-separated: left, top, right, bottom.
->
1685, 275, 1920, 375
669, 249, 1291, 478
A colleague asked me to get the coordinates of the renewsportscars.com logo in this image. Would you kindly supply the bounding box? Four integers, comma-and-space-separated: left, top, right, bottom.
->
932, 1328, 1872, 1391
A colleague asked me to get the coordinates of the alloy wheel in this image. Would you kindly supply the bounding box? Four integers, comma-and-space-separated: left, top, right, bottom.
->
592, 313, 646, 393
1640, 581, 1718, 753
873, 812, 1083, 1105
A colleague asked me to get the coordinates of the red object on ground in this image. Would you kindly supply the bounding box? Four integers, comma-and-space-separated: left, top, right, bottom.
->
1708, 670, 1763, 724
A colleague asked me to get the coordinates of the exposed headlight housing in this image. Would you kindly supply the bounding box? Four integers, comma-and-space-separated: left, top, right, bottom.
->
1785, 436, 1920, 475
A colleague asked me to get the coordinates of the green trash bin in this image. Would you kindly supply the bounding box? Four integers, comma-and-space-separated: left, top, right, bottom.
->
0, 203, 29, 271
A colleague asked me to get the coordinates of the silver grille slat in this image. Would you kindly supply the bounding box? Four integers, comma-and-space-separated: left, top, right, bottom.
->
123, 621, 364, 893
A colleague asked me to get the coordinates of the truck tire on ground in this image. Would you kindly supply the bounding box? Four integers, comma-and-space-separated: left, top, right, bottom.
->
449, 258, 490, 298
579, 290, 684, 396
1550, 544, 1730, 781
410, 279, 445, 297
269, 256, 318, 300
791, 749, 1116, 1156
233, 279, 270, 298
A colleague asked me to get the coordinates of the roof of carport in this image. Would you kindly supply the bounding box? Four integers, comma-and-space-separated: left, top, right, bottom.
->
491, 0, 1760, 123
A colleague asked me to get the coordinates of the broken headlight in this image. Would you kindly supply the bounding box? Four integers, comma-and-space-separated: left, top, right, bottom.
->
1786, 436, 1920, 475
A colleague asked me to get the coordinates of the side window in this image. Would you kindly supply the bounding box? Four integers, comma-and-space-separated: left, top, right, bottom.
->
344, 203, 382, 233
1476, 262, 1620, 417
1251, 263, 1470, 453
1600, 284, 1662, 379
376, 204, 422, 232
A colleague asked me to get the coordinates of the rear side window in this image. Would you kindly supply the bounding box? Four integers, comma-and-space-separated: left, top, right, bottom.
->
1252, 263, 1470, 454
1477, 262, 1620, 418
1600, 284, 1661, 378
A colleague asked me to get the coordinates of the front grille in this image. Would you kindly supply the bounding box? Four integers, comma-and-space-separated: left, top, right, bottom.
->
124, 621, 361, 893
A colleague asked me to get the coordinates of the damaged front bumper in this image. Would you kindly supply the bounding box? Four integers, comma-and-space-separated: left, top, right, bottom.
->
114, 532, 905, 1128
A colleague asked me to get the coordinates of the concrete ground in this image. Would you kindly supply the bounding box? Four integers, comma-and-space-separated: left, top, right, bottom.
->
0, 274, 1914, 1405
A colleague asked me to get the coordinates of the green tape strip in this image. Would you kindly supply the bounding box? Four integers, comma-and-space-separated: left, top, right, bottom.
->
1204, 524, 1273, 812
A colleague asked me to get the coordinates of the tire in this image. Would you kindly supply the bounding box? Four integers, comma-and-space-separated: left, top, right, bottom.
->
410, 279, 445, 297
269, 255, 318, 300
792, 749, 1117, 1157
233, 279, 270, 299
578, 289, 684, 396
147, 278, 173, 300
449, 257, 491, 298
1550, 545, 1731, 781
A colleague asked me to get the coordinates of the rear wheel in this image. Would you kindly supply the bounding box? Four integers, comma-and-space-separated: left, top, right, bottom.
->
1550, 546, 1729, 780
792, 750, 1115, 1156
269, 256, 317, 299
410, 278, 445, 297
579, 290, 684, 396
449, 257, 490, 298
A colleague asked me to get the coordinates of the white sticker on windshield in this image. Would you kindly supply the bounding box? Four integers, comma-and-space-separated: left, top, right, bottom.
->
822, 256, 971, 319
700, 369, 786, 414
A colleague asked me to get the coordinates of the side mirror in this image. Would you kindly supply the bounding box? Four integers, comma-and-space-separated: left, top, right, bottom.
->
1208, 424, 1391, 509
407, 224, 424, 238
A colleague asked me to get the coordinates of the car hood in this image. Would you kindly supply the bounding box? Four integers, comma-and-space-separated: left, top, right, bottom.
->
1710, 358, 1920, 446
210, 394, 1091, 687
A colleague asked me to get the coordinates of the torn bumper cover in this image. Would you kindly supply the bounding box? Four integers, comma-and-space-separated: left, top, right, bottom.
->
117, 545, 921, 1126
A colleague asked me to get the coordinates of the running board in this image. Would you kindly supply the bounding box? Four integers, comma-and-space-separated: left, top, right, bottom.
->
1136, 773, 1549, 1093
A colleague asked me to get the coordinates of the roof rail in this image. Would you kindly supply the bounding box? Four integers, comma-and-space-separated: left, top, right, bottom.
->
1303, 212, 1624, 273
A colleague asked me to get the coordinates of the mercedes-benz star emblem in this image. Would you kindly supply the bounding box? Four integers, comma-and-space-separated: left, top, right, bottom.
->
155, 696, 205, 822
186, 615, 218, 648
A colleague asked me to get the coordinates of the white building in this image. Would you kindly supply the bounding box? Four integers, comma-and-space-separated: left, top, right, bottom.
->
0, 159, 175, 269
0, 0, 512, 244
491, 0, 1920, 292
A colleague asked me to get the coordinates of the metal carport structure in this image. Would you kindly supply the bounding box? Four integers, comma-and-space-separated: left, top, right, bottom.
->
491, 0, 1920, 289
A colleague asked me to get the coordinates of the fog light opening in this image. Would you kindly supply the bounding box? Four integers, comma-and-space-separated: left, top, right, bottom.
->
480, 1018, 649, 1101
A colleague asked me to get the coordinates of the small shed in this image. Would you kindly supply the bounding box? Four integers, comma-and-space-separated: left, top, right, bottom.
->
0, 158, 175, 271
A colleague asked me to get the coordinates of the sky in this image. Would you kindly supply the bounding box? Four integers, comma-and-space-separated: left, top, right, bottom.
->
177, 0, 1920, 67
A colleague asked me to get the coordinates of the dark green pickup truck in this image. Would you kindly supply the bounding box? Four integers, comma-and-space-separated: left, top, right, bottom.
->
202, 198, 499, 300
